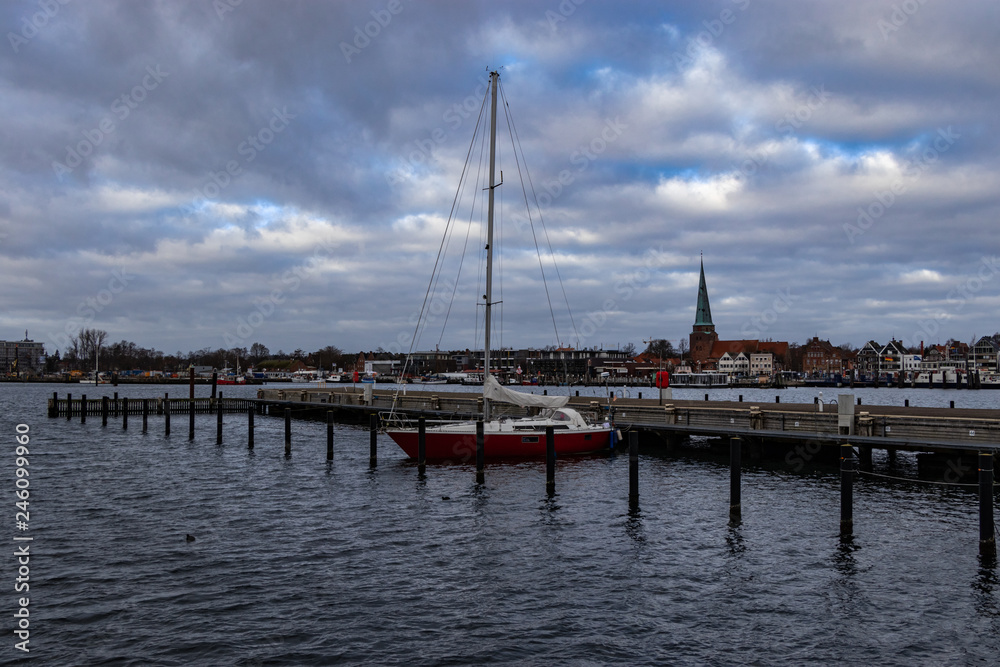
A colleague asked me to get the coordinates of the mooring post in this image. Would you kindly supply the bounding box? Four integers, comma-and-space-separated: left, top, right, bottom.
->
189, 367, 195, 400
730, 436, 741, 517
80, 394, 86, 424
247, 406, 254, 449
980, 451, 996, 558
629, 430, 639, 507
188, 400, 195, 441
66, 393, 72, 420
369, 413, 378, 467
102, 396, 109, 427
164, 393, 170, 436
326, 411, 334, 461
113, 392, 118, 417
476, 420, 485, 484
142, 399, 148, 433
840, 443, 854, 535
546, 426, 556, 495
211, 372, 217, 403
284, 407, 292, 455
705, 393, 709, 401
122, 397, 128, 430
417, 417, 426, 473
50, 391, 58, 418
216, 391, 223, 445
776, 396, 780, 404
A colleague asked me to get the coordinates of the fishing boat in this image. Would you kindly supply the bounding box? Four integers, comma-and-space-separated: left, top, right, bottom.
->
384, 70, 612, 460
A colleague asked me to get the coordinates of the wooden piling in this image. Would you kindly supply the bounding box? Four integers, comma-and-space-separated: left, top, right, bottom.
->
50, 391, 58, 418
80, 394, 86, 424
980, 451, 996, 558
545, 426, 556, 494
326, 411, 334, 461
211, 372, 218, 402
113, 392, 118, 417
840, 443, 854, 535
476, 420, 485, 484
188, 400, 195, 441
729, 436, 741, 516
164, 393, 170, 436
216, 392, 223, 445
189, 367, 194, 400
247, 406, 254, 449
369, 413, 378, 467
417, 417, 426, 473
776, 396, 780, 403
142, 399, 148, 433
285, 408, 292, 455
629, 430, 639, 507
122, 397, 128, 430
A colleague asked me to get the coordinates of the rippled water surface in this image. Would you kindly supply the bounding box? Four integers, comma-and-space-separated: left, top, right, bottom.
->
3, 383, 1000, 665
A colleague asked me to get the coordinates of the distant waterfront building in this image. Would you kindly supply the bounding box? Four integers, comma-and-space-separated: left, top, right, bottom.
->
802, 337, 848, 376
970, 336, 1000, 372
689, 256, 718, 365
0, 333, 45, 375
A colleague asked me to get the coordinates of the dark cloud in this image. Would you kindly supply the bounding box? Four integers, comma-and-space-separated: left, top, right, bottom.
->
0, 0, 998, 355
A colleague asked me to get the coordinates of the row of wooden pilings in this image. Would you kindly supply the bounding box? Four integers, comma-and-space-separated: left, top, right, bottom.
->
50, 391, 995, 557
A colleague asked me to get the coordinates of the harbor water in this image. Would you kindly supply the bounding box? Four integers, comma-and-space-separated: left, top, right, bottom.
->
3, 382, 1000, 665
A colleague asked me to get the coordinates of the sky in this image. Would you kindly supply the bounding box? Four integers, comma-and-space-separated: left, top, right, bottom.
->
2, 0, 999, 358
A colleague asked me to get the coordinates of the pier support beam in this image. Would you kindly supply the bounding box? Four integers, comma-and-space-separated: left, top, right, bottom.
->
164, 393, 170, 436
840, 444, 855, 536
122, 397, 128, 430
188, 401, 195, 441
729, 436, 741, 518
369, 413, 378, 467
327, 411, 334, 461
417, 417, 426, 474
980, 451, 996, 558
629, 431, 639, 508
247, 406, 254, 450
216, 392, 223, 445
476, 420, 485, 484
142, 399, 148, 433
546, 426, 555, 495
285, 408, 292, 455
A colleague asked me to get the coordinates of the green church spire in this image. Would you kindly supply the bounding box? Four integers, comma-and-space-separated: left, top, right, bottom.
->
695, 255, 713, 327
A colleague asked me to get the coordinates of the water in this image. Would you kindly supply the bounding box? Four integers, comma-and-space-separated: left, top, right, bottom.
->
3, 383, 1000, 665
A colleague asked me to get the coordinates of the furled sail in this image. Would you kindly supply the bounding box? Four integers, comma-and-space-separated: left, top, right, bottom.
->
483, 374, 569, 409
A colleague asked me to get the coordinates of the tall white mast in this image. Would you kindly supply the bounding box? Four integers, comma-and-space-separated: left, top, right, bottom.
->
483, 70, 499, 421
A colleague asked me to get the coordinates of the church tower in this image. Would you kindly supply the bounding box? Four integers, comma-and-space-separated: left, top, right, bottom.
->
689, 255, 718, 364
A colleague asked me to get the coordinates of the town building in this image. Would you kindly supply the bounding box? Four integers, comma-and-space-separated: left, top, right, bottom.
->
0, 334, 45, 375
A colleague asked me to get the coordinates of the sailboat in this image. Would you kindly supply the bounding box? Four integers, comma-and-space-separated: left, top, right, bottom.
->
385, 70, 612, 460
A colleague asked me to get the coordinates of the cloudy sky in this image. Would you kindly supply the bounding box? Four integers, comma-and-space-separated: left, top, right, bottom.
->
3, 0, 999, 358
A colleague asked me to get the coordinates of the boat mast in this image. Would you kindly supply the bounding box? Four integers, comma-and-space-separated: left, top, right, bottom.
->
483, 70, 499, 421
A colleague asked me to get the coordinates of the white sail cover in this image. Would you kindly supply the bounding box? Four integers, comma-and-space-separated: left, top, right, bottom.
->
483, 374, 569, 409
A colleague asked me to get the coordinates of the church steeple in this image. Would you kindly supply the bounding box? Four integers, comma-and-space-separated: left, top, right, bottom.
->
689, 254, 718, 365
694, 254, 713, 329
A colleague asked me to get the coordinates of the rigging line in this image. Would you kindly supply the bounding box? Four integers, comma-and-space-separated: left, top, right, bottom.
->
436, 99, 489, 349
856, 469, 985, 488
499, 80, 581, 347
391, 85, 489, 398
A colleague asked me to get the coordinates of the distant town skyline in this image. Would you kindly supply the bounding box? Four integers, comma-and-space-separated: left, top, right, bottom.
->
2, 1, 999, 355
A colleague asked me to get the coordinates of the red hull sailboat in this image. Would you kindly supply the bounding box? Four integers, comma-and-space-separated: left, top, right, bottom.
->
385, 70, 612, 459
